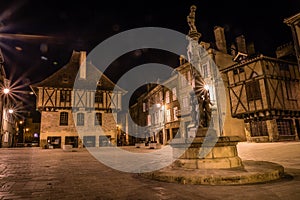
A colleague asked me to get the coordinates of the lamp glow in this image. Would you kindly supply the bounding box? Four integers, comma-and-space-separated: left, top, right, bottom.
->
3, 88, 10, 94
204, 84, 209, 91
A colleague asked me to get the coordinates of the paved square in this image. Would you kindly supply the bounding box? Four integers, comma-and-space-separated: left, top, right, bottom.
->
0, 142, 299, 200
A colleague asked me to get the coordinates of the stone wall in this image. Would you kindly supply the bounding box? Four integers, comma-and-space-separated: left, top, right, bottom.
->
40, 110, 117, 147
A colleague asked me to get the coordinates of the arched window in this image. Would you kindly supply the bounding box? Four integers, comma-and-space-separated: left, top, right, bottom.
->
60, 112, 68, 126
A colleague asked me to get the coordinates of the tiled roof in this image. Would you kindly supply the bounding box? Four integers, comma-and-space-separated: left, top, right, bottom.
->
31, 50, 125, 92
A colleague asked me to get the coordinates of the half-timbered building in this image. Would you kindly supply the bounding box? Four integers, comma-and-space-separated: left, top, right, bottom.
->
30, 50, 125, 148
221, 55, 300, 142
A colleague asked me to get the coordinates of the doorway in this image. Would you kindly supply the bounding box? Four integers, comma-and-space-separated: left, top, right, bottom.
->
65, 136, 78, 148
47, 136, 61, 148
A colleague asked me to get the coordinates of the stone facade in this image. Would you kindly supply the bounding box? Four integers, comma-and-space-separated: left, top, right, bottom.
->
31, 50, 125, 148
0, 49, 17, 148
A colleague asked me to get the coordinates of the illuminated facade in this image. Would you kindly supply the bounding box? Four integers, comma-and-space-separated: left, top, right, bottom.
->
30, 51, 125, 148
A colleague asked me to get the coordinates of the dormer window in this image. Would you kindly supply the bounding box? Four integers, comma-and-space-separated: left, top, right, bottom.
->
62, 74, 69, 84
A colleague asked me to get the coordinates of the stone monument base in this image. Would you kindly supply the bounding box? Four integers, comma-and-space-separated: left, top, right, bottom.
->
139, 129, 284, 185
139, 160, 284, 185
171, 133, 243, 169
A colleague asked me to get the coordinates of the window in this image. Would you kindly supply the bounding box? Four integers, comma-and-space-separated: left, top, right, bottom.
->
62, 74, 70, 83
77, 113, 84, 126
143, 102, 146, 112
239, 67, 244, 73
166, 109, 171, 122
233, 69, 238, 75
182, 96, 189, 108
95, 113, 102, 126
250, 121, 268, 137
173, 107, 178, 121
233, 67, 245, 74
159, 91, 163, 101
202, 63, 210, 78
172, 87, 177, 101
154, 111, 159, 124
95, 91, 103, 103
277, 119, 294, 136
147, 114, 151, 126
60, 112, 68, 126
60, 90, 71, 102
246, 80, 261, 101
165, 91, 170, 104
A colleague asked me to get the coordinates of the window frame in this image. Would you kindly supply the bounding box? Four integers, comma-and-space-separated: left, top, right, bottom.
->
60, 90, 71, 103
165, 90, 170, 104
172, 87, 177, 101
77, 113, 85, 126
246, 80, 262, 101
95, 112, 103, 126
60, 112, 69, 126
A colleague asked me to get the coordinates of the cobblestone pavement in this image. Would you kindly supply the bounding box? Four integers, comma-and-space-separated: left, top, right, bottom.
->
0, 141, 299, 200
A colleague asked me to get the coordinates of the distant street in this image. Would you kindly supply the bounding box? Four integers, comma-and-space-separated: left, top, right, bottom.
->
0, 141, 299, 200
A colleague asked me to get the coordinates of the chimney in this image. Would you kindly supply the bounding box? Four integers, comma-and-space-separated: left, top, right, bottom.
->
79, 51, 86, 79
247, 42, 256, 56
235, 35, 247, 54
214, 26, 227, 54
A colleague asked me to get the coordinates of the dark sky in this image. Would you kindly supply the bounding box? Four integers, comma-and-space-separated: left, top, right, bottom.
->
0, 0, 299, 90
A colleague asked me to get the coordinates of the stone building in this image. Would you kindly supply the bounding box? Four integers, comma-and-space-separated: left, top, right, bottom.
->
129, 7, 300, 144
129, 7, 247, 144
21, 111, 41, 146
0, 48, 17, 148
30, 50, 126, 148
129, 82, 179, 145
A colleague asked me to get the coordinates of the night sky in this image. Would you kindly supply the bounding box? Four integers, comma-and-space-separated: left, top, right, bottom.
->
0, 0, 299, 97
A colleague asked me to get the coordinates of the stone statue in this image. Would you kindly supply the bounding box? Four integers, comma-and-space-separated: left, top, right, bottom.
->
190, 67, 212, 128
202, 88, 212, 127
187, 5, 197, 33
186, 4, 212, 129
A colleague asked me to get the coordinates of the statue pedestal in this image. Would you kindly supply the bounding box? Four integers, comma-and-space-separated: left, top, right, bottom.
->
171, 129, 243, 169
140, 128, 284, 185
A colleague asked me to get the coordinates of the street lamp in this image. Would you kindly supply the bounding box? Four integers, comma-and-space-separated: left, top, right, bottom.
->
1, 87, 10, 147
